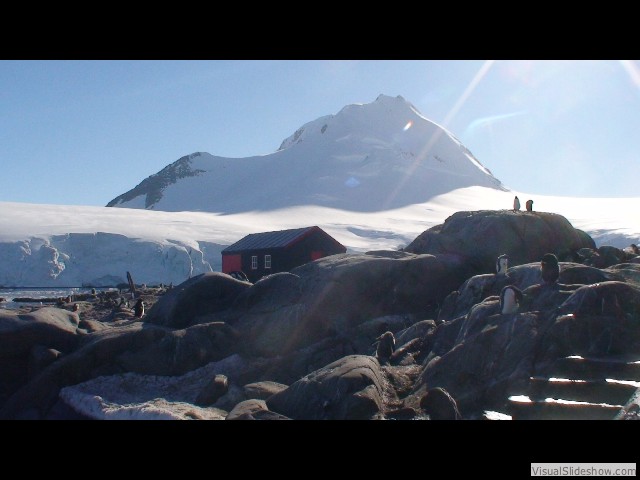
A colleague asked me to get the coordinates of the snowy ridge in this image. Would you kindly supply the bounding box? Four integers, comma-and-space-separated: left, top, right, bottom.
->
107, 94, 505, 213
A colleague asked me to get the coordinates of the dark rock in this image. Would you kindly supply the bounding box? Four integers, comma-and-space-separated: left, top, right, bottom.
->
415, 312, 540, 413
385, 406, 418, 420
389, 337, 423, 365
395, 320, 436, 347
28, 346, 61, 379
233, 252, 470, 357
144, 272, 251, 329
520, 283, 582, 314
0, 321, 239, 419
243, 381, 288, 400
537, 282, 640, 361
232, 272, 302, 312
404, 210, 595, 274
267, 355, 395, 420
0, 307, 81, 357
455, 297, 501, 343
117, 322, 240, 376
226, 399, 269, 420
437, 273, 514, 323
420, 387, 462, 420
195, 374, 229, 406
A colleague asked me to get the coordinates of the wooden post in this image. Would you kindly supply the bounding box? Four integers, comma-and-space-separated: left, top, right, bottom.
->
127, 271, 137, 298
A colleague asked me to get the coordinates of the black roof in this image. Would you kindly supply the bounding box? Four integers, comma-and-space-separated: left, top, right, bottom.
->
222, 226, 319, 253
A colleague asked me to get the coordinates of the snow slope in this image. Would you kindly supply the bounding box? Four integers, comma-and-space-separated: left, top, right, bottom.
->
107, 95, 505, 213
1, 188, 638, 287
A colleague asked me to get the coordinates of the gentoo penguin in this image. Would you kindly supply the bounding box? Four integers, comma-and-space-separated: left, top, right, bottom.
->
500, 285, 523, 314
374, 331, 395, 364
526, 199, 533, 212
72, 303, 80, 312
134, 298, 145, 318
496, 254, 509, 275
513, 196, 521, 212
540, 253, 560, 284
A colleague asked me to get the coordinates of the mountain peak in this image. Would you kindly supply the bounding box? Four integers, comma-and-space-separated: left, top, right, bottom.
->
108, 95, 506, 213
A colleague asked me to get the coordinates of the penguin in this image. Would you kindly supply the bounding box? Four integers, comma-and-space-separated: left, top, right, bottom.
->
72, 303, 80, 312
540, 253, 560, 284
374, 331, 395, 364
134, 298, 145, 318
631, 244, 639, 255
500, 285, 523, 314
513, 196, 521, 212
526, 199, 533, 212
496, 254, 509, 275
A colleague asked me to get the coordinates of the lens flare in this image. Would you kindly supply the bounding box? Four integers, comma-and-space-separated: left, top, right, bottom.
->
403, 121, 413, 131
381, 60, 496, 209
619, 60, 640, 89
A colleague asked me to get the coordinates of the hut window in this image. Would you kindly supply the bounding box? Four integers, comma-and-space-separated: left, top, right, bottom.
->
265, 255, 272, 269
251, 255, 258, 269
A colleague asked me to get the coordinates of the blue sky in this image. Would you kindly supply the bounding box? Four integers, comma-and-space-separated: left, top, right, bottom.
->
1, 60, 639, 206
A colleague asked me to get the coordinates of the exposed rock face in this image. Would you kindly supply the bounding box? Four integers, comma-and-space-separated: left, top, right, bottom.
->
415, 312, 541, 413
106, 153, 206, 209
404, 210, 595, 274
232, 251, 471, 357
3, 209, 640, 421
243, 381, 288, 400
420, 387, 462, 420
266, 355, 395, 420
0, 308, 81, 404
195, 374, 229, 406
537, 281, 640, 362
145, 272, 251, 329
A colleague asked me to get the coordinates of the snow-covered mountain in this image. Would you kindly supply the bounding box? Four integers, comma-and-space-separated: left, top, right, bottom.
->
0, 94, 638, 288
107, 95, 506, 213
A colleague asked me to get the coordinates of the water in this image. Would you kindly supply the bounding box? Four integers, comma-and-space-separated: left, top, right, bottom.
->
0, 287, 117, 310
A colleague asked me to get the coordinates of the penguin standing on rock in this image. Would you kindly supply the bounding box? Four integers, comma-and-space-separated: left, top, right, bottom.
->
526, 199, 534, 212
540, 253, 560, 285
496, 254, 509, 275
513, 196, 521, 212
500, 285, 523, 314
374, 331, 395, 364
134, 298, 145, 318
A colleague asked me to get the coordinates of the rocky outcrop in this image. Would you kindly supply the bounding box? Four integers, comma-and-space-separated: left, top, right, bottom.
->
145, 272, 251, 329
415, 312, 541, 413
0, 307, 81, 404
266, 355, 395, 420
232, 251, 471, 357
404, 210, 595, 274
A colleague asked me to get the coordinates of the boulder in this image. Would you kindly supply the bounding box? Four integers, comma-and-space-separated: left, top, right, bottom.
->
537, 282, 640, 361
415, 312, 541, 413
266, 355, 395, 420
0, 321, 240, 419
395, 320, 436, 347
144, 272, 251, 329
232, 252, 470, 357
226, 399, 290, 420
116, 322, 240, 376
0, 307, 81, 357
195, 374, 229, 406
404, 210, 595, 274
243, 381, 288, 400
420, 387, 462, 420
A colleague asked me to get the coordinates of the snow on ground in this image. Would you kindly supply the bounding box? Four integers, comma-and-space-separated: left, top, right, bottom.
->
0, 187, 638, 287
58, 354, 247, 420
